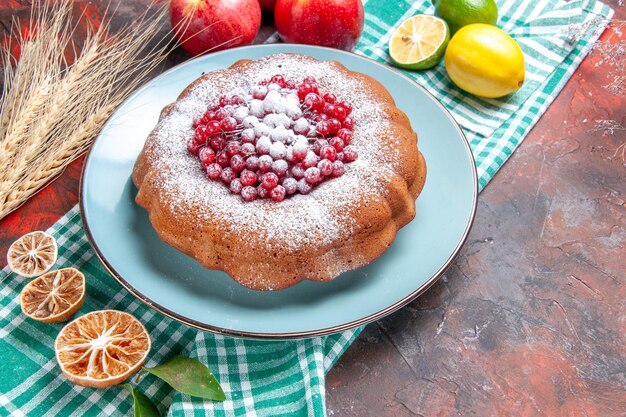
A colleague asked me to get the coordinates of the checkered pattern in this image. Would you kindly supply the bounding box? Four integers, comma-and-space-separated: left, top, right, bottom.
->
356, 0, 613, 190
0, 0, 612, 416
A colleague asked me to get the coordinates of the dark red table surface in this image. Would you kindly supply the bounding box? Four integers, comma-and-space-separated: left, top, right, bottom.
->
1, 3, 625, 416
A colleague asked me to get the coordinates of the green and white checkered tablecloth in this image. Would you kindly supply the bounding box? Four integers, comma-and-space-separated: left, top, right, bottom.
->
0, 0, 613, 416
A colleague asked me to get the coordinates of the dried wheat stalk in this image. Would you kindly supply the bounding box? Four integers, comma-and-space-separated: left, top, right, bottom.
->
0, 0, 172, 219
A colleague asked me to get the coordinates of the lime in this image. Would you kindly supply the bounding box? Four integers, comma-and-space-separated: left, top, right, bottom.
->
434, 0, 498, 34
389, 15, 450, 70
444, 24, 525, 98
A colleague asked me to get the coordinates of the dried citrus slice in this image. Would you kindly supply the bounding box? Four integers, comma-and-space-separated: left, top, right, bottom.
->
20, 268, 85, 323
55, 310, 151, 388
7, 231, 58, 277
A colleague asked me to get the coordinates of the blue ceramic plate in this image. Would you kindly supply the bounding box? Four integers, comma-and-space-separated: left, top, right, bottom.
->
80, 44, 477, 339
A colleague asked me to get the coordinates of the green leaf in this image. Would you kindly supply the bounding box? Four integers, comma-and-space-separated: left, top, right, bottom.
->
142, 357, 226, 401
122, 384, 161, 417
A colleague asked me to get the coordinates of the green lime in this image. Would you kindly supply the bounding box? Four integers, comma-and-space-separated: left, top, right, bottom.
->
433, 0, 498, 34
389, 15, 450, 71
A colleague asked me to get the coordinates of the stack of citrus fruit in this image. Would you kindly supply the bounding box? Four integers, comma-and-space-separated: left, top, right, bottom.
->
389, 0, 525, 98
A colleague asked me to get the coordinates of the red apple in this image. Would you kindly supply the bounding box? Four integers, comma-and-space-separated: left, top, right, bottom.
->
259, 0, 275, 11
274, 0, 364, 51
170, 0, 261, 56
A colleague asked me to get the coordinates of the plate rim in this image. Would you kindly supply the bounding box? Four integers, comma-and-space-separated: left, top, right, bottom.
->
79, 44, 478, 340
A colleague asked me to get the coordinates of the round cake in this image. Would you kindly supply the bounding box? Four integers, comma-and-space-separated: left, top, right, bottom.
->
132, 53, 426, 290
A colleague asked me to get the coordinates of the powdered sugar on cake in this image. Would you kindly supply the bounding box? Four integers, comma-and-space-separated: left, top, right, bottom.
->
144, 54, 403, 250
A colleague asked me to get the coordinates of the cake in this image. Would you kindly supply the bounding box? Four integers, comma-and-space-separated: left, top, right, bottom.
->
132, 53, 426, 291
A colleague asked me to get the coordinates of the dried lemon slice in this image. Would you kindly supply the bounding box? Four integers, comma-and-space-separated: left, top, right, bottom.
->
55, 310, 151, 388
20, 268, 85, 323
7, 231, 58, 277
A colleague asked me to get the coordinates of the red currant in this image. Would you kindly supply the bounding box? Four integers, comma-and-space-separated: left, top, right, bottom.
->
332, 161, 345, 177
343, 146, 358, 162
230, 154, 245, 171
262, 172, 279, 189
230, 178, 243, 194
241, 186, 257, 202
319, 145, 337, 161
330, 136, 345, 152
230, 95, 245, 105
220, 117, 237, 132
258, 155, 273, 173
241, 142, 255, 157
220, 167, 235, 184
327, 118, 341, 134
198, 147, 215, 165
240, 169, 257, 186
337, 128, 352, 144
206, 163, 222, 180
283, 178, 298, 194
323, 93, 336, 104
304, 167, 321, 184
257, 184, 269, 199
304, 93, 325, 112
187, 139, 203, 155
245, 155, 259, 171
297, 83, 315, 101
219, 95, 230, 107
216, 151, 230, 167
333, 105, 347, 121
215, 108, 228, 120
338, 100, 352, 115
193, 126, 209, 144
209, 136, 225, 151
316, 120, 330, 136
206, 120, 221, 136
270, 185, 286, 202
271, 74, 285, 87
318, 159, 333, 176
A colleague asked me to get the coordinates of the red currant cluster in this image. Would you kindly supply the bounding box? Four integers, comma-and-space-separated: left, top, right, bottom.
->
187, 75, 357, 202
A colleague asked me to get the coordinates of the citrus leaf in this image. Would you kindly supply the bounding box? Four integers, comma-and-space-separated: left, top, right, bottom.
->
143, 357, 226, 401
122, 383, 161, 417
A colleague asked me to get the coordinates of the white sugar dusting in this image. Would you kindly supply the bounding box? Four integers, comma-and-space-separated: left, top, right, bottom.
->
143, 54, 402, 250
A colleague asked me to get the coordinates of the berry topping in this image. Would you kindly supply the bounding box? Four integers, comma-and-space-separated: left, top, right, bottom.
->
304, 167, 321, 184
220, 167, 235, 184
323, 93, 336, 104
187, 139, 203, 155
343, 146, 358, 162
319, 145, 337, 161
336, 128, 352, 144
332, 160, 345, 177
283, 178, 298, 194
262, 172, 279, 189
241, 186, 257, 202
270, 185, 286, 202
220, 117, 237, 132
318, 159, 333, 176
216, 151, 230, 167
330, 136, 345, 152
188, 74, 358, 201
198, 147, 216, 165
240, 169, 257, 186
229, 178, 243, 194
206, 163, 222, 180
258, 155, 273, 172
230, 154, 246, 171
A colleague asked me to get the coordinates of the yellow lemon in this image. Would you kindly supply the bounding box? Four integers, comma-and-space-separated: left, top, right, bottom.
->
444, 23, 525, 98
